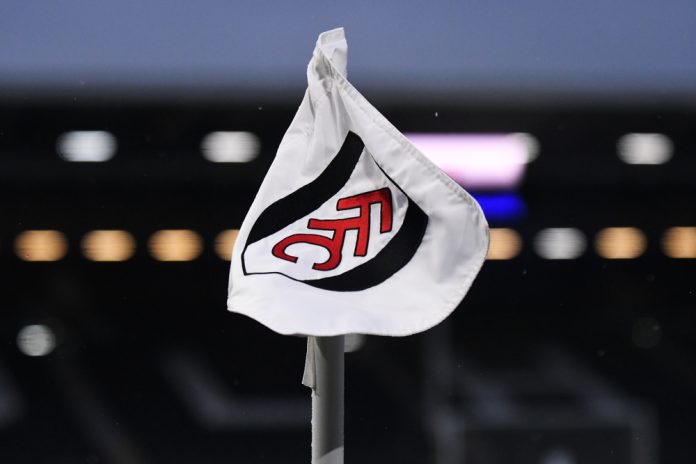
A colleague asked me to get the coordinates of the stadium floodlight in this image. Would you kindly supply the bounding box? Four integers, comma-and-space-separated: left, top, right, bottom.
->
534, 228, 586, 260
201, 131, 260, 163
617, 133, 672, 165
57, 131, 117, 162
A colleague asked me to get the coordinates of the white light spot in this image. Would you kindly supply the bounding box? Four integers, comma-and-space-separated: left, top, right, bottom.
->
57, 131, 117, 162
201, 131, 260, 163
618, 133, 672, 165
534, 228, 586, 260
17, 325, 56, 357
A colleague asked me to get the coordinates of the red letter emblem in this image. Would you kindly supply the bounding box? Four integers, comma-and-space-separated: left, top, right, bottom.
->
272, 188, 393, 271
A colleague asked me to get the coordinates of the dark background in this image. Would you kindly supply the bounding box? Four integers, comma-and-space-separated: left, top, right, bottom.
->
1, 2, 695, 463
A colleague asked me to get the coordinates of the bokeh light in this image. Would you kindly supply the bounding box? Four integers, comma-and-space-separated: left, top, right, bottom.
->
17, 324, 56, 357
15, 230, 68, 262
662, 227, 696, 258
57, 131, 117, 162
617, 133, 672, 165
534, 228, 586, 260
486, 228, 522, 260
406, 133, 532, 189
215, 229, 240, 261
82, 230, 136, 262
201, 131, 260, 163
595, 227, 647, 259
149, 230, 203, 262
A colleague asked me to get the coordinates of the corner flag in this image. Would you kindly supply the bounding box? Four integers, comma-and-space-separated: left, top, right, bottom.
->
228, 28, 488, 336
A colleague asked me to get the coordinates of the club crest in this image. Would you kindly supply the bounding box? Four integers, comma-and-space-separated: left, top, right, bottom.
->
241, 132, 427, 291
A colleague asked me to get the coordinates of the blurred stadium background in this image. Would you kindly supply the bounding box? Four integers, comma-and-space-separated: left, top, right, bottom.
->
1, 1, 695, 463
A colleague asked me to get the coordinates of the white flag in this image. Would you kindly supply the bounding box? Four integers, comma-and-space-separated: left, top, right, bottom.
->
228, 28, 488, 336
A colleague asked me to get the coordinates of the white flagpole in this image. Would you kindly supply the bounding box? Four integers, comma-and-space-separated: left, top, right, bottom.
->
309, 335, 345, 464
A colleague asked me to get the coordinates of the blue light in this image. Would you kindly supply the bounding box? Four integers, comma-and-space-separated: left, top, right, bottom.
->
473, 193, 526, 221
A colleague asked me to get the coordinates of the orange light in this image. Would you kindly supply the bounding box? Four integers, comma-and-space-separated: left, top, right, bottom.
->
595, 227, 646, 259
215, 229, 240, 261
15, 230, 68, 262
82, 230, 136, 262
662, 227, 696, 258
486, 228, 522, 260
148, 230, 202, 262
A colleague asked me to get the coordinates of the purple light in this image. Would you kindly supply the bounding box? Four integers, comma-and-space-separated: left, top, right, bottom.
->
406, 133, 533, 189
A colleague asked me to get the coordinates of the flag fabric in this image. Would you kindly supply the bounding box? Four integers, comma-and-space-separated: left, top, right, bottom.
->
228, 28, 488, 336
